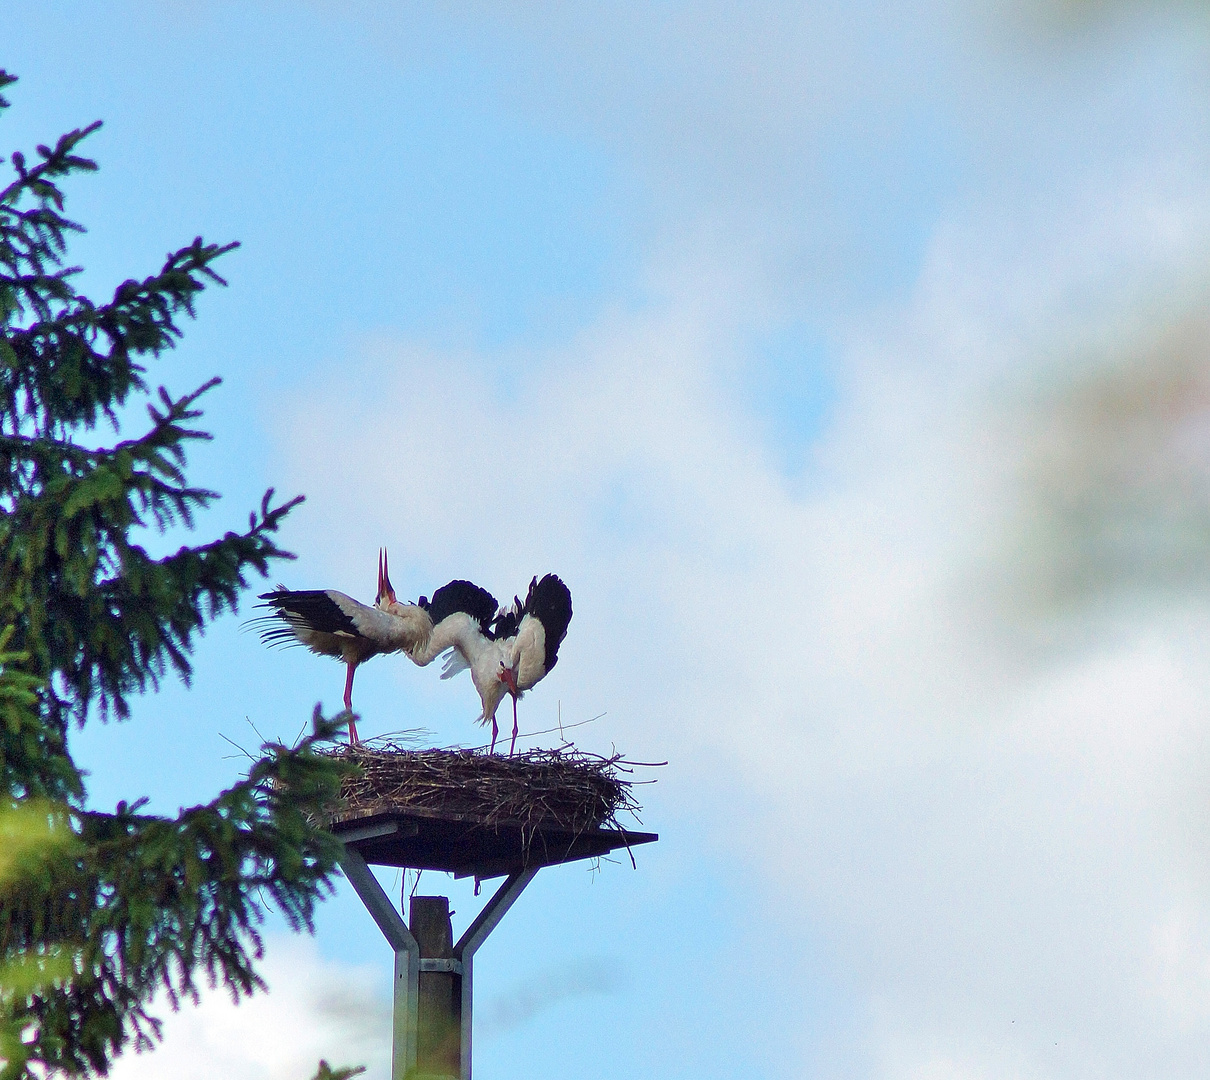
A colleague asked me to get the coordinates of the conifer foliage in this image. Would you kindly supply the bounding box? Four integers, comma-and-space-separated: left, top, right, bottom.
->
0, 71, 352, 1077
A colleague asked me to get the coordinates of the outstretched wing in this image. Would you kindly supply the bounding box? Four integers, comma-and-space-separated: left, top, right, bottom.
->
422, 579, 498, 633
253, 586, 407, 655
255, 587, 362, 646
523, 574, 573, 671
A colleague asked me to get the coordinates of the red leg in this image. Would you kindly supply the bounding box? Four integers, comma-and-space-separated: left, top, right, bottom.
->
344, 664, 360, 745
489, 716, 498, 754
509, 695, 519, 756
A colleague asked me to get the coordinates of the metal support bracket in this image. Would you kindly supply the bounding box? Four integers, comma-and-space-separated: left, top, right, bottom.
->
338, 848, 420, 1080
340, 848, 538, 1080
453, 868, 539, 1080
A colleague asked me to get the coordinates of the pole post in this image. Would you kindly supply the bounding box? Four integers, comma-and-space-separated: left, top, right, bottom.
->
410, 896, 461, 1078
340, 847, 539, 1080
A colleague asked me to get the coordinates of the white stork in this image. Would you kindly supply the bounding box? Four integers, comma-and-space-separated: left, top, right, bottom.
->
442, 573, 573, 754
254, 552, 503, 745
253, 551, 429, 743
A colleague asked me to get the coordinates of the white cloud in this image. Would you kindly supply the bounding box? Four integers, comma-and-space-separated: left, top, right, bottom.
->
107, 937, 390, 1080
269, 147, 1210, 1078
243, 4, 1210, 1078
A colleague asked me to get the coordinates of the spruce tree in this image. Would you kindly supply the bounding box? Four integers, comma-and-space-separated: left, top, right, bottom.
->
0, 70, 353, 1077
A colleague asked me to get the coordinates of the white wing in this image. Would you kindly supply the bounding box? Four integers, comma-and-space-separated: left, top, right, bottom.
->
439, 646, 470, 679
346, 603, 407, 644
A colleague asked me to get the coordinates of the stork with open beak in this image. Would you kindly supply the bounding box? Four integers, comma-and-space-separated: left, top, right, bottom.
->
252, 550, 428, 744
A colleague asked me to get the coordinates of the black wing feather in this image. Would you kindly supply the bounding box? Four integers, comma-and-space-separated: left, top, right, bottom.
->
523, 574, 572, 671
257, 588, 359, 638
489, 595, 524, 641
421, 579, 498, 634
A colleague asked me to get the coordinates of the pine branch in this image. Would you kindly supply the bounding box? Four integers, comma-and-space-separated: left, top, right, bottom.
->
1, 240, 239, 436
0, 630, 80, 803
1, 712, 352, 1076
0, 121, 99, 335
0, 376, 221, 529
23, 486, 305, 723
310, 1063, 367, 1080
0, 122, 101, 210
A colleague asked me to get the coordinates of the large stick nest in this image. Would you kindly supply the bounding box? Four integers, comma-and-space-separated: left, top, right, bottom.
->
325, 741, 646, 834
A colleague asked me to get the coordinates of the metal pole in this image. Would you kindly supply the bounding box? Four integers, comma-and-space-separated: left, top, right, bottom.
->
338, 849, 420, 1079
453, 869, 538, 1080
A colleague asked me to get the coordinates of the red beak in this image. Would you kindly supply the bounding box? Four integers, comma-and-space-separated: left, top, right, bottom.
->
499, 664, 519, 696
378, 547, 396, 604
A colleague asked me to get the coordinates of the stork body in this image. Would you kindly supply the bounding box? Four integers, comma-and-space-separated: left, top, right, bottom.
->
442, 573, 573, 753
254, 550, 572, 753
254, 552, 424, 743
497, 574, 573, 752
438, 618, 514, 749
393, 577, 524, 747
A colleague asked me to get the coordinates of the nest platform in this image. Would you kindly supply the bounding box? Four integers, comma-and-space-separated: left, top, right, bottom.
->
327, 744, 657, 880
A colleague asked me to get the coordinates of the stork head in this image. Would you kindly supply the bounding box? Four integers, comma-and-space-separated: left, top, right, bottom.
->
376, 548, 397, 607
497, 659, 519, 698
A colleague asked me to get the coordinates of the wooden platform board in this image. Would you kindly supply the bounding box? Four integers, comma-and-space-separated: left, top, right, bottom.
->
332, 806, 657, 880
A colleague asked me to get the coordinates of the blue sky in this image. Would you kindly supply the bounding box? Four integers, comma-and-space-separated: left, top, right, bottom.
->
11, 3, 1210, 1079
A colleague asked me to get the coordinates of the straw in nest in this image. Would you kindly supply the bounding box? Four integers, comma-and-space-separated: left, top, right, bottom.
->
327, 741, 646, 835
